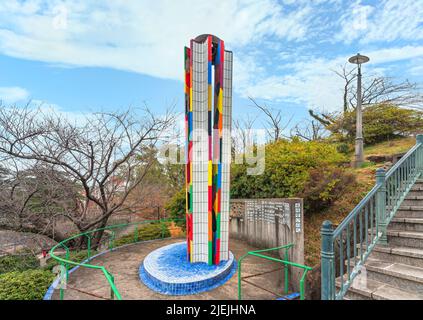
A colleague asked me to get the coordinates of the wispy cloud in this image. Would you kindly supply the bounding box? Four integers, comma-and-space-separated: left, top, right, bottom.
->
240, 44, 423, 111
335, 0, 423, 44
0, 1, 322, 80
0, 0, 422, 114
0, 86, 29, 103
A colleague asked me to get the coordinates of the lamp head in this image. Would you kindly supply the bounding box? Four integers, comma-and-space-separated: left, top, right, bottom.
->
348, 53, 370, 65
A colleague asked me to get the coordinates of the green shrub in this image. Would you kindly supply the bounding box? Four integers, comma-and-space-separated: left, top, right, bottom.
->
299, 166, 357, 213
0, 269, 55, 300
336, 142, 353, 156
0, 254, 40, 274
231, 139, 348, 200
165, 188, 186, 229
114, 222, 171, 247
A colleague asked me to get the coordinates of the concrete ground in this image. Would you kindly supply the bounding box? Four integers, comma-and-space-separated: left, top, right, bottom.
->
51, 237, 288, 300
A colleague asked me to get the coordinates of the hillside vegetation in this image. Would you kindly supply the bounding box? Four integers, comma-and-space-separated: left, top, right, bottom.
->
304, 136, 417, 265
166, 104, 423, 267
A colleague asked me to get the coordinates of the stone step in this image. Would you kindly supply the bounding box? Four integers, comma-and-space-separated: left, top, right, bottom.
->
346, 257, 423, 294
411, 184, 423, 191
402, 196, 423, 206
336, 275, 423, 300
405, 196, 423, 200
389, 218, 423, 232
408, 191, 423, 197
386, 230, 423, 248
396, 206, 423, 218
367, 245, 423, 268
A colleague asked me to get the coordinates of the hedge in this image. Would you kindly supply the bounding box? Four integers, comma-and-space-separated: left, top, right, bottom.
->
0, 269, 55, 300
0, 254, 40, 274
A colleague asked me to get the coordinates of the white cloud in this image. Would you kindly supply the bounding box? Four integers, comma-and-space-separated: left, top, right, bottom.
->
0, 0, 320, 81
335, 0, 423, 44
367, 46, 423, 64
0, 86, 29, 103
25, 99, 89, 125
0, 0, 422, 115
240, 45, 423, 112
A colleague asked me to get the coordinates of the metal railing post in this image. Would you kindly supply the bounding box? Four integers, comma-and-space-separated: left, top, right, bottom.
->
59, 262, 66, 300
321, 220, 335, 300
134, 225, 138, 243
86, 234, 91, 259
110, 274, 115, 300
376, 168, 388, 245
109, 231, 115, 250
417, 134, 423, 176
284, 248, 289, 294
237, 254, 246, 300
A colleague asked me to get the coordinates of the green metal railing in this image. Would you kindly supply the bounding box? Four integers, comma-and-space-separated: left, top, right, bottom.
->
321, 134, 423, 300
238, 244, 312, 300
49, 218, 185, 300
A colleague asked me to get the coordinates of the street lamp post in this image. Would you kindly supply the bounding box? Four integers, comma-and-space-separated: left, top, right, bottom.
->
348, 53, 370, 168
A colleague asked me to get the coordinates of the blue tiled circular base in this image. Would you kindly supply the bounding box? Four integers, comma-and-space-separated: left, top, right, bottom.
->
139, 241, 236, 295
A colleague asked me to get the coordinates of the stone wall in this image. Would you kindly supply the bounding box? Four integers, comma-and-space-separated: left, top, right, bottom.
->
229, 198, 305, 292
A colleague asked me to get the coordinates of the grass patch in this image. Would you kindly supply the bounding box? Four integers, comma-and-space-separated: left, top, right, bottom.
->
364, 137, 415, 157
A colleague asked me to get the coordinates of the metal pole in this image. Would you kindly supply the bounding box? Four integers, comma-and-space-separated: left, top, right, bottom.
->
321, 220, 335, 300
376, 168, 388, 245
355, 63, 364, 167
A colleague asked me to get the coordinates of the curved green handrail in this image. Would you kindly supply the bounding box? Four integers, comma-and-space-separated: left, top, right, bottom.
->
49, 218, 185, 300
237, 244, 312, 300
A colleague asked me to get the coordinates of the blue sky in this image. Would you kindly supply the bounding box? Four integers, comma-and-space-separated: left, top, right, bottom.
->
0, 0, 422, 132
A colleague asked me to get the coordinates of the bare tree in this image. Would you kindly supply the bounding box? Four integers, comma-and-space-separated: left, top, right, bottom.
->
232, 115, 256, 155
332, 63, 357, 114
291, 119, 328, 141
0, 161, 79, 241
0, 105, 175, 246
356, 77, 423, 109
249, 97, 292, 142
333, 64, 423, 112
310, 65, 423, 131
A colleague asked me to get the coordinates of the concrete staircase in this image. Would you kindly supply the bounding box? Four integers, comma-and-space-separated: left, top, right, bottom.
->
337, 180, 423, 300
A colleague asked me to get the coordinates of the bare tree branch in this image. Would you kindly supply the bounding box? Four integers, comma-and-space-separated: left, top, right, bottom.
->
0, 105, 176, 247
249, 97, 292, 142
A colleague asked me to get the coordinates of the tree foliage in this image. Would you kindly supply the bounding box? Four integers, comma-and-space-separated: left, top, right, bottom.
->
231, 139, 349, 200
326, 104, 423, 145
164, 188, 186, 228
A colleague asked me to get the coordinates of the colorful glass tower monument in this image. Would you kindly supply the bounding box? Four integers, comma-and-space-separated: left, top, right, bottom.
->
184, 34, 233, 265
139, 35, 235, 294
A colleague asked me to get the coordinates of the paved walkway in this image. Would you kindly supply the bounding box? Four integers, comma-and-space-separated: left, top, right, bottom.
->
52, 237, 286, 300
